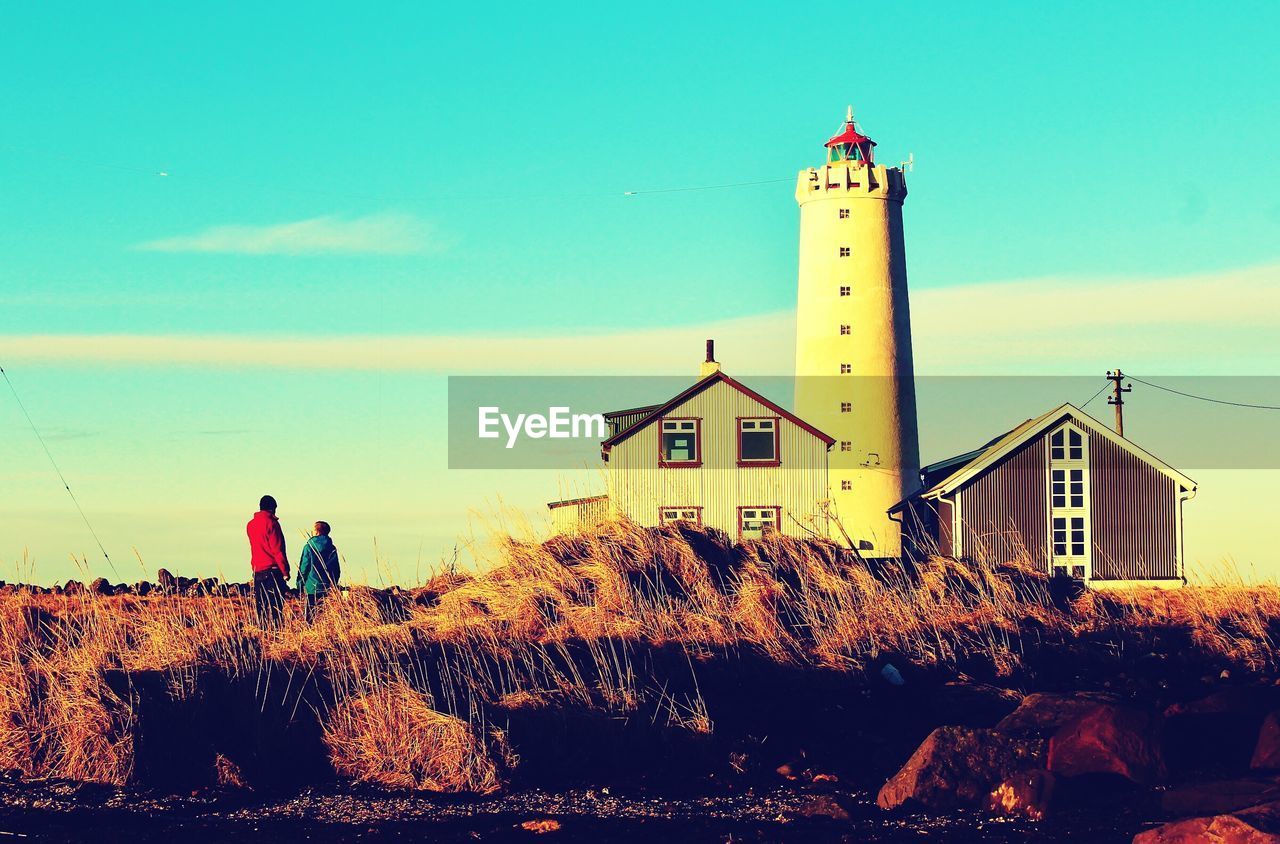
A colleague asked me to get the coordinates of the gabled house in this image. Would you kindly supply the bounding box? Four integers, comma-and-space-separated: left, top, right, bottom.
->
890, 404, 1197, 587
548, 345, 834, 540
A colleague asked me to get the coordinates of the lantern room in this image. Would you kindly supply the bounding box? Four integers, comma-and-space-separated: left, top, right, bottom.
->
825, 106, 876, 165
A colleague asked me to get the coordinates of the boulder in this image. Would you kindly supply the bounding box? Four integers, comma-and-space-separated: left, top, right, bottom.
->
88, 577, 113, 596
63, 579, 84, 595
1254, 712, 1280, 771
929, 682, 1023, 728
876, 726, 1044, 811
997, 692, 1120, 739
1162, 778, 1280, 817
157, 569, 178, 594
134, 581, 152, 597
1165, 688, 1280, 774
1134, 799, 1280, 843
1048, 704, 1165, 784
987, 769, 1056, 820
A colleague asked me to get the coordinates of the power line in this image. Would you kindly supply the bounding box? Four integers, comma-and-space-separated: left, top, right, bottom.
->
1129, 375, 1280, 411
0, 143, 797, 205
0, 364, 118, 577
1080, 381, 1109, 410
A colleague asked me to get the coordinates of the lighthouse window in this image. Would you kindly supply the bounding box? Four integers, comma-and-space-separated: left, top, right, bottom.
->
840, 402, 852, 413
840, 441, 852, 452
840, 325, 851, 335
841, 480, 852, 490
839, 247, 851, 257
839, 286, 851, 296
840, 364, 852, 374
839, 208, 850, 219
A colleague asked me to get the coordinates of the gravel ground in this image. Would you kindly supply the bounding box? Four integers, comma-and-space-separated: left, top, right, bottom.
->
0, 779, 1155, 842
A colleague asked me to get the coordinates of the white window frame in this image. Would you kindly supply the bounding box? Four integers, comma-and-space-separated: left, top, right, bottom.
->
660, 506, 702, 525
737, 417, 779, 464
1047, 423, 1091, 579
738, 506, 780, 540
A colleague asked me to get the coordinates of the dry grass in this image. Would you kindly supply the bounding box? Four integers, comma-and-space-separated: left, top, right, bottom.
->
0, 518, 1276, 790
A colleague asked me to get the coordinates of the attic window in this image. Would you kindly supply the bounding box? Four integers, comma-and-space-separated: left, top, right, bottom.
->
839, 209, 850, 219
840, 325, 851, 335
660, 418, 701, 466
738, 418, 779, 465
840, 364, 852, 374
840, 286, 851, 296
1051, 428, 1084, 461
840, 402, 852, 413
839, 247, 851, 257
840, 480, 852, 491
840, 441, 852, 452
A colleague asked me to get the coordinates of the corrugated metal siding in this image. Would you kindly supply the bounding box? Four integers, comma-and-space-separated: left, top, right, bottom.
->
549, 496, 610, 534
956, 437, 1048, 569
898, 497, 950, 560
608, 380, 829, 539
606, 406, 661, 438
1090, 434, 1179, 580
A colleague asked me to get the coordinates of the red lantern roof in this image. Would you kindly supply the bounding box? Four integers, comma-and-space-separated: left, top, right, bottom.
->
825, 122, 876, 149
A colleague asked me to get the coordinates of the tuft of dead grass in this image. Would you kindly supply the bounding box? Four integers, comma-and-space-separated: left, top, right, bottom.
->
0, 517, 1276, 790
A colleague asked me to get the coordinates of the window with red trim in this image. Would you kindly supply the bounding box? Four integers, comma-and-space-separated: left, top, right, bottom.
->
659, 418, 701, 466
737, 418, 779, 466
660, 506, 702, 525
739, 507, 780, 540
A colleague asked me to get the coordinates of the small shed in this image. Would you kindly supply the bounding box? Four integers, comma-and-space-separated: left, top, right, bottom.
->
891, 404, 1196, 587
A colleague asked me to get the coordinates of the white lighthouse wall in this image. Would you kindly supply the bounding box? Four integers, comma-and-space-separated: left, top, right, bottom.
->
794, 160, 921, 554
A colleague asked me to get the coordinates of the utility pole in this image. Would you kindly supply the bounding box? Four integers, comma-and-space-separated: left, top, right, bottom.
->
1106, 367, 1132, 437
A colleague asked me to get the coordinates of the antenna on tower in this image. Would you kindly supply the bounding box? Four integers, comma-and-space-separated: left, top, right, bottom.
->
899, 153, 915, 172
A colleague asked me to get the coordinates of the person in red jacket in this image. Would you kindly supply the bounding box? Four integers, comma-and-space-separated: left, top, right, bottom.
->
247, 494, 289, 629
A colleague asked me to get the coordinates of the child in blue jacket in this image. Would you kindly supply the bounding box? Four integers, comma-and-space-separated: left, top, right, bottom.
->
298, 521, 340, 623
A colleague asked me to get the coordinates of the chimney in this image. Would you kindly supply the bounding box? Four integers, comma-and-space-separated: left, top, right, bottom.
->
700, 339, 721, 377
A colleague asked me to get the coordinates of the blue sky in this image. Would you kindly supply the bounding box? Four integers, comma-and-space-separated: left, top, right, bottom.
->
1, 2, 1278, 583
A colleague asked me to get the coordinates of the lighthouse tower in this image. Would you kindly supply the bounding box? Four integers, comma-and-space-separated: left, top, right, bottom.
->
794, 108, 920, 556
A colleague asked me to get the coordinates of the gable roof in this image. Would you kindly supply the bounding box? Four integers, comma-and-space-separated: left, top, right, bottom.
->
907, 403, 1196, 504
600, 370, 835, 454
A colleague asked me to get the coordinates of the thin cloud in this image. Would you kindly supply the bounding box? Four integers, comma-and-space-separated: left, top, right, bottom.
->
3, 264, 1277, 375
134, 213, 437, 255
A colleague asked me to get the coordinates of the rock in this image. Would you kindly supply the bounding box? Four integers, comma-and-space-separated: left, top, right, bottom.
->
1165, 688, 1280, 774
1134, 799, 1280, 843
88, 577, 113, 596
987, 769, 1056, 820
876, 726, 1044, 811
997, 692, 1120, 739
196, 578, 219, 596
157, 569, 177, 594
930, 682, 1023, 728
1048, 704, 1165, 784
134, 581, 152, 597
63, 580, 84, 595
1162, 777, 1280, 817
1253, 713, 1280, 772
794, 794, 851, 821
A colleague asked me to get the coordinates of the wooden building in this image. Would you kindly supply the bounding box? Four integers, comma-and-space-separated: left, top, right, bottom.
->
548, 348, 835, 540
890, 404, 1197, 587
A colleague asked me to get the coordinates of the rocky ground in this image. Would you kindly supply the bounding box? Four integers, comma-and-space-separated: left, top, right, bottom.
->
0, 777, 1153, 842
